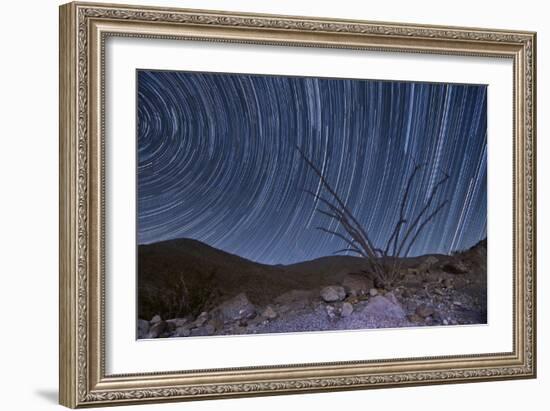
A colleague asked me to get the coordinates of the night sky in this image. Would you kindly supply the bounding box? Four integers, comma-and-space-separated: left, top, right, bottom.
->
137, 70, 487, 265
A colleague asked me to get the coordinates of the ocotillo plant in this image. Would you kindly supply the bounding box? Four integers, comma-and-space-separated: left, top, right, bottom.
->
297, 146, 449, 289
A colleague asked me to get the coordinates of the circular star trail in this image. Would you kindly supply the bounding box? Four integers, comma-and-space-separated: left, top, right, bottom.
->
137, 70, 487, 265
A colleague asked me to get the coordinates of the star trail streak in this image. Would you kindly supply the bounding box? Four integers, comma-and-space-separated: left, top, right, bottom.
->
137, 70, 487, 265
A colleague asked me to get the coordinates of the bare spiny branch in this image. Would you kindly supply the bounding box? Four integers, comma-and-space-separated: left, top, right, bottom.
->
305, 189, 375, 260
315, 226, 364, 256
392, 163, 426, 255
297, 145, 451, 290
402, 200, 449, 257
373, 248, 385, 257
384, 218, 406, 255
296, 147, 378, 257
395, 173, 450, 257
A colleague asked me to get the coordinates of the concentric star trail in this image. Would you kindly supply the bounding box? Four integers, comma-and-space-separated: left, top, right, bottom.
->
137, 70, 487, 265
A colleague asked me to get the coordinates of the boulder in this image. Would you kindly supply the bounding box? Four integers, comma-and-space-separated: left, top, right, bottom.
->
150, 314, 162, 324
204, 323, 216, 335
214, 293, 256, 324
167, 317, 191, 328
190, 326, 211, 337
194, 311, 209, 327
164, 320, 177, 332
404, 300, 417, 311
274, 289, 314, 306
340, 302, 354, 317
432, 311, 443, 323
415, 303, 435, 318
320, 286, 346, 302
261, 305, 278, 320
384, 291, 400, 305
342, 274, 373, 297
175, 326, 191, 337
325, 304, 337, 319
146, 320, 166, 338
364, 295, 407, 323
207, 316, 225, 333
407, 314, 423, 323
137, 319, 150, 339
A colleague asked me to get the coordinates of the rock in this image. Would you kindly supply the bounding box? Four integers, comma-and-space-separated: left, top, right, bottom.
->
137, 319, 150, 338
262, 306, 278, 320
443, 278, 453, 288
190, 326, 211, 337
214, 293, 256, 323
234, 325, 248, 334
369, 288, 379, 297
325, 304, 337, 319
416, 289, 429, 298
150, 314, 162, 324
207, 317, 224, 332
443, 319, 449, 325
405, 300, 417, 311
364, 295, 407, 322
164, 320, 177, 332
432, 311, 443, 323
442, 260, 469, 274
277, 304, 291, 314
342, 274, 373, 297
415, 304, 435, 318
419, 256, 439, 272
425, 271, 440, 282
204, 323, 216, 335
274, 289, 314, 310
384, 291, 399, 305
340, 302, 354, 317
167, 318, 190, 328
320, 286, 346, 302
146, 320, 166, 338
194, 311, 209, 327
245, 315, 265, 328
407, 314, 423, 323
346, 295, 360, 304
175, 326, 191, 337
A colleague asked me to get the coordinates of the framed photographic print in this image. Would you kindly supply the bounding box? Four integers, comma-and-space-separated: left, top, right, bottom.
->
59, 1, 537, 408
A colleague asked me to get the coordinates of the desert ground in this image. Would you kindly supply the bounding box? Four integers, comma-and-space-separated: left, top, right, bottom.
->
138, 238, 486, 339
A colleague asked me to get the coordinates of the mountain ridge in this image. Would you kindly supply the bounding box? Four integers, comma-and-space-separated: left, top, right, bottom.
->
138, 237, 486, 320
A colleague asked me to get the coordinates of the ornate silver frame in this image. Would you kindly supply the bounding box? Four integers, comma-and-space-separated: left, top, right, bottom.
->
59, 1, 536, 408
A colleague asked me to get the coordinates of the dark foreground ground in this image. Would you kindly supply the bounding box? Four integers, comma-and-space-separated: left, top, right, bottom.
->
138, 238, 487, 339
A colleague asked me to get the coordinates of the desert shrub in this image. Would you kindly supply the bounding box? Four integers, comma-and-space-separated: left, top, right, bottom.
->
298, 147, 449, 290
138, 268, 216, 320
